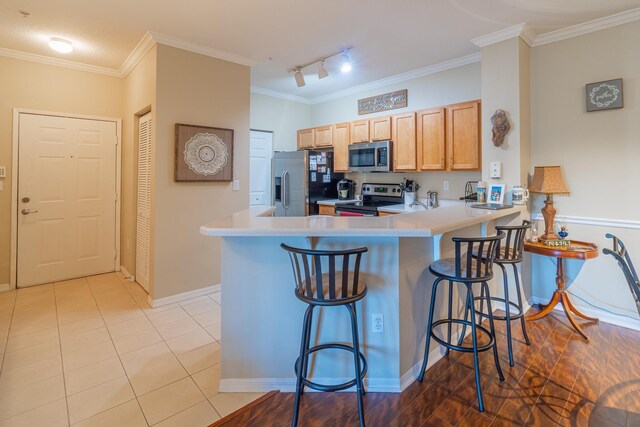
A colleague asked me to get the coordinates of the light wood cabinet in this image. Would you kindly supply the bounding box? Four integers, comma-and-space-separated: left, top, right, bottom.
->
416, 108, 446, 171
370, 116, 392, 141
351, 120, 370, 143
297, 128, 314, 150
333, 122, 350, 172
392, 112, 417, 171
446, 101, 480, 170
318, 205, 336, 216
378, 211, 396, 217
314, 126, 333, 148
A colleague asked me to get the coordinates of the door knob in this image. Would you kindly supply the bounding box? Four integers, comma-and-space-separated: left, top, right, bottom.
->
21, 208, 38, 215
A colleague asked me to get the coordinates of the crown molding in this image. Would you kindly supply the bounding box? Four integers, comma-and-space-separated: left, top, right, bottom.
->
533, 6, 640, 46
119, 32, 155, 77
250, 86, 313, 104
149, 32, 256, 67
471, 23, 535, 48
0, 46, 121, 77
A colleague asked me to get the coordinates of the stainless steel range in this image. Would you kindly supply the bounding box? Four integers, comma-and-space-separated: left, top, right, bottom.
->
335, 183, 403, 216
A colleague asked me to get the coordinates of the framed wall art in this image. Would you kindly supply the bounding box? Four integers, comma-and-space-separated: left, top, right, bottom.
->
175, 123, 234, 182
586, 78, 623, 112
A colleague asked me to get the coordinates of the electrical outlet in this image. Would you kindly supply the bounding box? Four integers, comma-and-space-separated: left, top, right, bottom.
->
372, 313, 383, 333
232, 180, 240, 191
443, 181, 449, 191
490, 161, 502, 179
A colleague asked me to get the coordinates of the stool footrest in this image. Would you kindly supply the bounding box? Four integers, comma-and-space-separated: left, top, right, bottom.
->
472, 296, 524, 320
295, 343, 367, 392
431, 319, 495, 353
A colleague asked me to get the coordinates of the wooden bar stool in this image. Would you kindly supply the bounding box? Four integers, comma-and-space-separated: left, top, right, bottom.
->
418, 233, 505, 412
281, 244, 368, 427
469, 221, 532, 367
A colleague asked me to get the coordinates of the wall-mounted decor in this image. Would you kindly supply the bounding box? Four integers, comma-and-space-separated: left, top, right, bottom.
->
586, 78, 623, 112
175, 123, 233, 182
358, 89, 407, 115
490, 109, 510, 147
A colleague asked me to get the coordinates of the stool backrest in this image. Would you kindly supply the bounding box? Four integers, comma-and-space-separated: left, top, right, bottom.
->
454, 232, 505, 280
281, 244, 368, 303
603, 234, 640, 316
494, 220, 532, 263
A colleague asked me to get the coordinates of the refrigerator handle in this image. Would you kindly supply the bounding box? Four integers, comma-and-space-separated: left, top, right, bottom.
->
282, 171, 288, 209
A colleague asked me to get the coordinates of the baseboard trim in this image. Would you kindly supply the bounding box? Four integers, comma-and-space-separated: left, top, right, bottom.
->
0, 283, 11, 292
530, 296, 640, 331
220, 376, 402, 393
119, 265, 135, 282
148, 284, 221, 308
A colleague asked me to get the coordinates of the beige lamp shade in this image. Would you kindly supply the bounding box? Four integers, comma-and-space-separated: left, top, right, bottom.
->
529, 166, 570, 195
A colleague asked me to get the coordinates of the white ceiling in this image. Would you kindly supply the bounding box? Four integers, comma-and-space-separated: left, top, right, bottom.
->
2, 0, 639, 100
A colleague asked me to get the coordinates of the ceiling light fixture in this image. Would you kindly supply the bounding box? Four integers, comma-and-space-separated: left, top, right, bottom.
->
294, 69, 306, 87
290, 46, 353, 87
48, 37, 73, 54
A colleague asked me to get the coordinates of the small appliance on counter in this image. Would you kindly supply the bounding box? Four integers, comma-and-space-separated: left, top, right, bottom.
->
335, 183, 403, 216
337, 179, 356, 200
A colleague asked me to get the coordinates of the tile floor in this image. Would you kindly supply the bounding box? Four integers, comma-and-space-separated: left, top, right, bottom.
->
0, 272, 264, 426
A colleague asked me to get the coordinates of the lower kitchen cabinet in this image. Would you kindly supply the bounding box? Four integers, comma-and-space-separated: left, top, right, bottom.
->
378, 211, 396, 216
318, 205, 336, 216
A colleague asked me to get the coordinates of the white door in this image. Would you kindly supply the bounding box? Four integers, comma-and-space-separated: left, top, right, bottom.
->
249, 130, 273, 206
135, 112, 152, 292
17, 114, 117, 287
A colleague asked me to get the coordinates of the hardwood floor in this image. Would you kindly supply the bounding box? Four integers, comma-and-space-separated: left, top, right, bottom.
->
212, 310, 640, 426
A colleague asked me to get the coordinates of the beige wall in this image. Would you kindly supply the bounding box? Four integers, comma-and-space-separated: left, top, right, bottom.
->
152, 44, 250, 299
250, 93, 311, 151
530, 21, 640, 323
0, 56, 123, 285
121, 46, 157, 278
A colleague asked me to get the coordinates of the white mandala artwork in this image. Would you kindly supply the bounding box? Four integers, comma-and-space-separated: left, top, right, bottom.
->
183, 132, 228, 175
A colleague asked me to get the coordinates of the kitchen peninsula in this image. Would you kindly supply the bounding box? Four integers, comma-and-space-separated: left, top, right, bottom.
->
200, 204, 524, 393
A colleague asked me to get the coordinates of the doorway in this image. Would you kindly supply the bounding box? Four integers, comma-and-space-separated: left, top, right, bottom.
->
249, 130, 273, 206
14, 112, 120, 288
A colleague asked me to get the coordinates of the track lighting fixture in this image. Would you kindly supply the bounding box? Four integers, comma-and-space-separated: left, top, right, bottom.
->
290, 47, 353, 87
294, 69, 306, 87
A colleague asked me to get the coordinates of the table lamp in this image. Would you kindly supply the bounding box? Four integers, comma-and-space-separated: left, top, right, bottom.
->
529, 166, 570, 241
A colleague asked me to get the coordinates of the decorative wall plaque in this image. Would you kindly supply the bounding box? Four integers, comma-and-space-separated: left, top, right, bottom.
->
586, 78, 623, 112
175, 123, 234, 182
358, 89, 408, 115
490, 109, 510, 147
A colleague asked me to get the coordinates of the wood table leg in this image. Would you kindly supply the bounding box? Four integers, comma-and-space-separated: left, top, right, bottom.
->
526, 290, 560, 320
564, 293, 599, 323
559, 293, 590, 342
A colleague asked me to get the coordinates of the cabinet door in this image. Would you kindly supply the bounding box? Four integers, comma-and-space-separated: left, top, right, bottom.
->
314, 125, 333, 147
333, 122, 351, 172
392, 112, 417, 171
416, 108, 446, 170
351, 120, 370, 143
297, 128, 314, 150
370, 116, 391, 141
446, 101, 480, 170
318, 205, 336, 216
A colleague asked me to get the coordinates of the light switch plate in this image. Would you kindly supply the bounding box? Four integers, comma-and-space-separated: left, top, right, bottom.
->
232, 180, 240, 191
0, 166, 6, 178
489, 161, 502, 179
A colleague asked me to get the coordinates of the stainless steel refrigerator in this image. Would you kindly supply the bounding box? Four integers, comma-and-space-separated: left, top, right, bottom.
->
273, 150, 344, 217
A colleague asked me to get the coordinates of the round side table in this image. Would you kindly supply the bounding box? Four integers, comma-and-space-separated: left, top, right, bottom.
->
524, 240, 599, 341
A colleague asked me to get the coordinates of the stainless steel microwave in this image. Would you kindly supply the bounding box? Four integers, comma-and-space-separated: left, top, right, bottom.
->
348, 140, 392, 172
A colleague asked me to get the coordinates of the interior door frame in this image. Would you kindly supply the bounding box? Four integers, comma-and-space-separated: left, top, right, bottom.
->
249, 128, 274, 206
10, 108, 122, 290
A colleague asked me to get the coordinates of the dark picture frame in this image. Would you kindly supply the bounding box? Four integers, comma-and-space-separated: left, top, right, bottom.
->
586, 78, 623, 112
175, 123, 234, 182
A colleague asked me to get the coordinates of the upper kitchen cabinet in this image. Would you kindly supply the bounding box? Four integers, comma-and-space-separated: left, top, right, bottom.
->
297, 128, 314, 150
333, 122, 351, 172
351, 120, 370, 143
370, 116, 392, 141
446, 101, 481, 170
392, 112, 416, 171
416, 108, 446, 171
314, 125, 333, 148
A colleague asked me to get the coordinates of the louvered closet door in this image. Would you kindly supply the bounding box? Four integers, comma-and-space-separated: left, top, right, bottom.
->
136, 112, 152, 292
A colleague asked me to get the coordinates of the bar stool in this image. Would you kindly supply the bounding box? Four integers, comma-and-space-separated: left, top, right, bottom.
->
281, 244, 368, 427
418, 233, 505, 412
469, 221, 532, 367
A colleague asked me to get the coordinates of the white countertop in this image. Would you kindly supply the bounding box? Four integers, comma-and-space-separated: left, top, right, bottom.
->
377, 199, 464, 214
316, 199, 357, 206
201, 204, 524, 238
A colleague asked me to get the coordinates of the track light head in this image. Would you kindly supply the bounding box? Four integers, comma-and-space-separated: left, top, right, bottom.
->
317, 61, 329, 79
340, 52, 351, 73
294, 69, 306, 87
